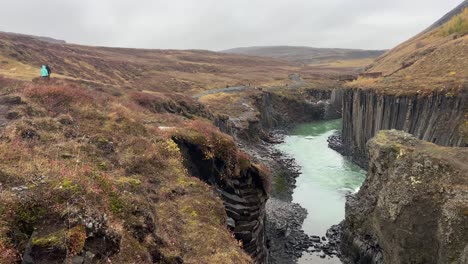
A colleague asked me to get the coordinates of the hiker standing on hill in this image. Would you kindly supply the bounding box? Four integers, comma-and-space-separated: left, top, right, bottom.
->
45, 65, 52, 78
40, 65, 49, 79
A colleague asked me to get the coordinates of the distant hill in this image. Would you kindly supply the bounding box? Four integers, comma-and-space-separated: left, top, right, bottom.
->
0, 31, 66, 44
221, 46, 386, 65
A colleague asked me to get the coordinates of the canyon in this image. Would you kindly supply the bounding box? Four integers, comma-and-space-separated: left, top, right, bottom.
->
0, 2, 467, 264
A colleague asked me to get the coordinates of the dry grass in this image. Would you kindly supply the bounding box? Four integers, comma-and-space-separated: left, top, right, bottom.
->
439, 8, 468, 36
199, 91, 259, 118
309, 58, 375, 68
0, 32, 306, 95
0, 79, 254, 263
356, 8, 468, 93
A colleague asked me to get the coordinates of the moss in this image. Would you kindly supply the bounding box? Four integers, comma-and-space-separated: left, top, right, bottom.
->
109, 192, 124, 214
16, 203, 47, 230
31, 225, 86, 253
98, 161, 109, 171
61, 179, 79, 192
116, 177, 141, 188
32, 230, 66, 249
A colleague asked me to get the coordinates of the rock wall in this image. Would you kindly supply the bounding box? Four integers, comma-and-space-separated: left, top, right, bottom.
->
175, 139, 269, 263
255, 88, 343, 131
341, 88, 467, 165
342, 130, 468, 264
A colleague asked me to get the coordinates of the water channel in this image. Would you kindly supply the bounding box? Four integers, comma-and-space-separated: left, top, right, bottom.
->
275, 119, 366, 263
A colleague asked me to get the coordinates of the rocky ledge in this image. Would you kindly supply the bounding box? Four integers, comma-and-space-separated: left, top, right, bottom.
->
342, 130, 468, 264
174, 138, 269, 263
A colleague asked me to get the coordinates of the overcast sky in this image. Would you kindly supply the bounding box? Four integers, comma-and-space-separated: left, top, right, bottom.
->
0, 0, 463, 50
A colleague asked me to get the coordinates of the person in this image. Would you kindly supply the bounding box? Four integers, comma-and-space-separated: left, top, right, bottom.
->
40, 65, 49, 79
45, 65, 52, 78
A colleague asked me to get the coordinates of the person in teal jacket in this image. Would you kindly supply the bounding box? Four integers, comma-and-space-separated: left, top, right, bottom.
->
40, 65, 49, 78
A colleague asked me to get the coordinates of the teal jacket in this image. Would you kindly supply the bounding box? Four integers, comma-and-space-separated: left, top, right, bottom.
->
41, 65, 48, 77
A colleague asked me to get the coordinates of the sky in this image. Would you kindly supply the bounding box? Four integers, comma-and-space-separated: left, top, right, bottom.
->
0, 0, 463, 51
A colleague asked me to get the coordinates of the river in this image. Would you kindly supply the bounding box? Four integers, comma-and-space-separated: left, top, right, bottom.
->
275, 119, 366, 263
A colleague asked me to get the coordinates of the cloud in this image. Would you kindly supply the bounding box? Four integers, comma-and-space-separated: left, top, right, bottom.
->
0, 0, 463, 50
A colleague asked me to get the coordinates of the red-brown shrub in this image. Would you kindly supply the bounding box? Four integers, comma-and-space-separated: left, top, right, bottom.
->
0, 241, 18, 263
24, 84, 94, 113
129, 92, 170, 113
0, 75, 22, 93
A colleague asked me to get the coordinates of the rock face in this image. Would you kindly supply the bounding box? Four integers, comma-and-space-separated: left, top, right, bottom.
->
175, 139, 269, 263
342, 130, 468, 264
255, 88, 343, 131
341, 88, 467, 165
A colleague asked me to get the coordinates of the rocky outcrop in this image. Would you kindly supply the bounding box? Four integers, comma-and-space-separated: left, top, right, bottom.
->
340, 88, 467, 166
342, 130, 468, 264
175, 139, 269, 263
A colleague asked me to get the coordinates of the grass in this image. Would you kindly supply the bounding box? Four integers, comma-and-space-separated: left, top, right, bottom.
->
358, 8, 468, 93
439, 8, 468, 36
0, 78, 255, 263
310, 58, 376, 68
0, 54, 38, 80
0, 31, 322, 95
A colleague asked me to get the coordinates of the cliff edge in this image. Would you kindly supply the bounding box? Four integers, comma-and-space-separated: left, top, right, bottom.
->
342, 130, 468, 264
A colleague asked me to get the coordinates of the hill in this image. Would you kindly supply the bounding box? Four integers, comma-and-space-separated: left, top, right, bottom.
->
0, 31, 306, 263
0, 27, 348, 263
351, 3, 468, 93
0, 31, 66, 44
222, 46, 386, 68
0, 32, 306, 92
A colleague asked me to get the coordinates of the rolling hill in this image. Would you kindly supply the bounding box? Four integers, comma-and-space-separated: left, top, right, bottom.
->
222, 46, 386, 67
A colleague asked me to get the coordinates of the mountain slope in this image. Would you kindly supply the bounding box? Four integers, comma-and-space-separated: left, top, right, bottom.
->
353, 4, 468, 93
423, 0, 468, 33
222, 46, 386, 66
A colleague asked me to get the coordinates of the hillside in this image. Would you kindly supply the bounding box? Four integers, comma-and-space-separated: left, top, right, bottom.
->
0, 31, 67, 44
0, 32, 307, 92
351, 4, 468, 93
0, 31, 298, 263
222, 46, 386, 68
0, 25, 353, 263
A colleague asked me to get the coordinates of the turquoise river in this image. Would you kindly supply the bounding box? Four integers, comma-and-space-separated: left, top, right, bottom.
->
275, 119, 366, 263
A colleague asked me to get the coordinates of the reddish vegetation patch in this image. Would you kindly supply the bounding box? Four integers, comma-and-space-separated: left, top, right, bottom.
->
0, 241, 18, 263
24, 84, 95, 113
0, 78, 254, 263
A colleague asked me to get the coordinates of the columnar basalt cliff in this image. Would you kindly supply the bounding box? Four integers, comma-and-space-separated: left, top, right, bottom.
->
174, 138, 269, 263
342, 130, 468, 264
340, 88, 467, 166
255, 88, 343, 131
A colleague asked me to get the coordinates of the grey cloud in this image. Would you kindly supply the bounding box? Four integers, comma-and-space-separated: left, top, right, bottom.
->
0, 0, 463, 50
